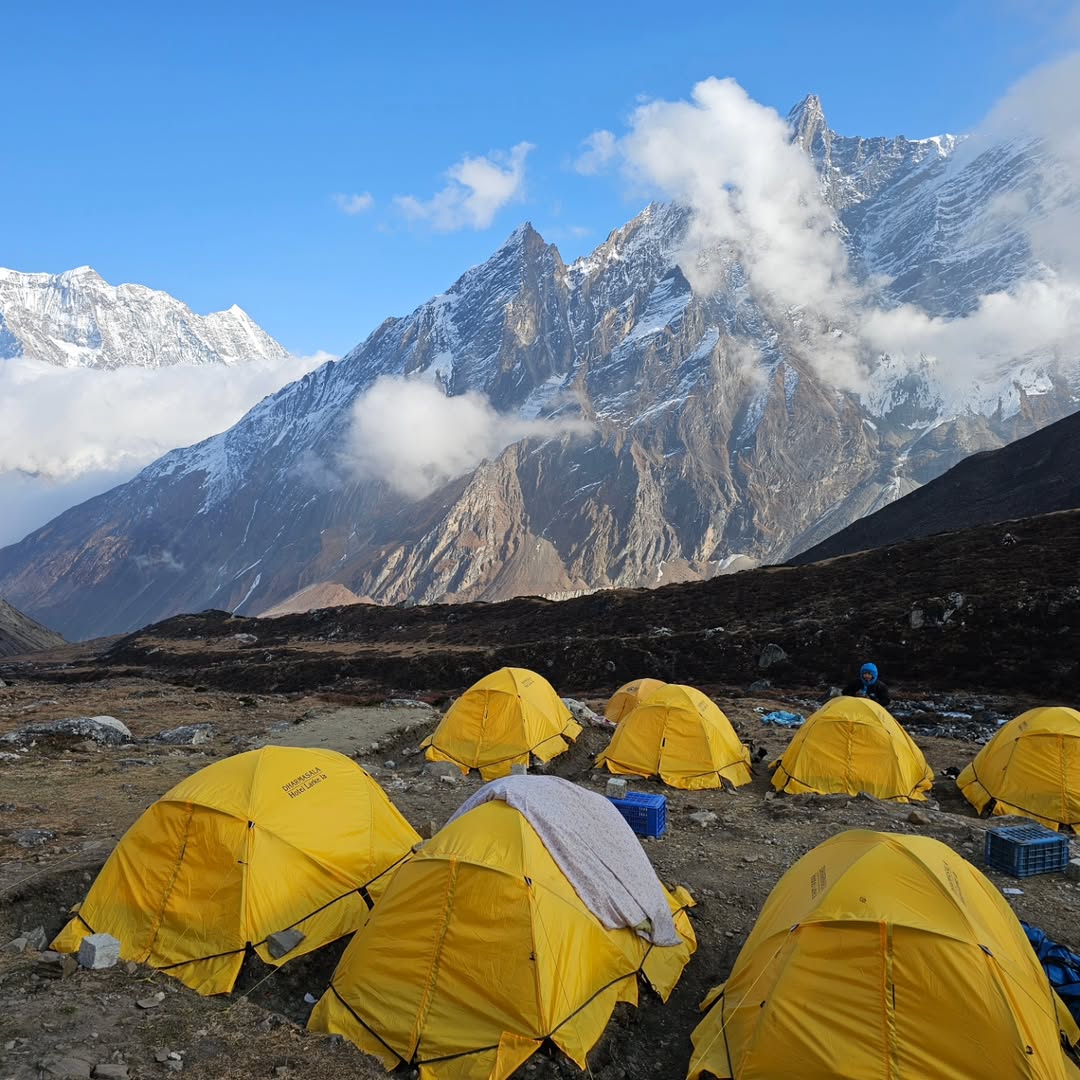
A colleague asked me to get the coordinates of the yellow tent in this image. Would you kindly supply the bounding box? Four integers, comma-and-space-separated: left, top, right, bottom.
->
688, 830, 1080, 1080
771, 695, 933, 801
422, 667, 582, 780
51, 746, 420, 995
595, 684, 752, 790
309, 799, 696, 1080
957, 706, 1080, 831
604, 677, 666, 724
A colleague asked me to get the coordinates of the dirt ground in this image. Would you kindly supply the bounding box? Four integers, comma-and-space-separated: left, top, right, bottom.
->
1, 672, 1078, 1080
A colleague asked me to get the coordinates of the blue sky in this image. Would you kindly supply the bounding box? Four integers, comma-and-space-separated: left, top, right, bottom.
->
3, 1, 1078, 357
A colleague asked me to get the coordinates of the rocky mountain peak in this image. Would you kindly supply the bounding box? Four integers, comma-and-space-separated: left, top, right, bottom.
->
0, 265, 290, 369
787, 93, 829, 149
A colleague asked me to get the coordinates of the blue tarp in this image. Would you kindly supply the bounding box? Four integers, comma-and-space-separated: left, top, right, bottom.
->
760, 710, 805, 727
1023, 922, 1080, 1025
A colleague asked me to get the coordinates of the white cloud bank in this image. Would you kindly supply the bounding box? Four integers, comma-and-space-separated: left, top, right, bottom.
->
395, 142, 534, 231
0, 351, 333, 546
345, 375, 590, 499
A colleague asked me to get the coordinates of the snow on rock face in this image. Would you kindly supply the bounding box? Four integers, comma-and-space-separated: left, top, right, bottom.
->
0, 266, 289, 369
2, 98, 1079, 638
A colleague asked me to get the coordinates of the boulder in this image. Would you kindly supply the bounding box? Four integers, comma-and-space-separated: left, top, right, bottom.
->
0, 715, 132, 746
152, 723, 214, 746
758, 643, 788, 669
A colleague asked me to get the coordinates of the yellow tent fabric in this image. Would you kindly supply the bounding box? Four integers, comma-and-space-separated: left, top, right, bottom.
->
771, 695, 933, 802
422, 667, 582, 780
595, 684, 752, 790
688, 830, 1080, 1080
309, 799, 696, 1080
604, 678, 667, 724
957, 706, 1080, 831
51, 746, 420, 995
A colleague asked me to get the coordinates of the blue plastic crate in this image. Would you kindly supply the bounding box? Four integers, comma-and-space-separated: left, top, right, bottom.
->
607, 791, 667, 838
984, 823, 1070, 878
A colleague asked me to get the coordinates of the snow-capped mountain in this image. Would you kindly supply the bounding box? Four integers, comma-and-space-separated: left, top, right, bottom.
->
0, 265, 288, 368
1, 96, 1077, 639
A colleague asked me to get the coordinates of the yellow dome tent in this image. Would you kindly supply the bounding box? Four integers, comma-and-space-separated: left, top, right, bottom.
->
688, 830, 1080, 1080
422, 667, 582, 780
51, 746, 420, 995
595, 684, 752, 790
957, 706, 1080, 831
309, 799, 696, 1080
771, 695, 933, 802
604, 677, 666, 724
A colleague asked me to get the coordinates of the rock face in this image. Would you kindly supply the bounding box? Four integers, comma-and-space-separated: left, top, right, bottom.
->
0, 265, 288, 369
791, 408, 1080, 564
0, 597, 65, 657
1, 97, 1078, 639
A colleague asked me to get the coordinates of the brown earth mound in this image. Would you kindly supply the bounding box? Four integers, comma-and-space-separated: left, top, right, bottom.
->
32, 506, 1078, 702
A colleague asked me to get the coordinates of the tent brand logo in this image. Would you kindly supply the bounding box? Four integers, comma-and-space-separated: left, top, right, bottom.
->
282, 768, 329, 799
810, 866, 827, 899
942, 860, 966, 904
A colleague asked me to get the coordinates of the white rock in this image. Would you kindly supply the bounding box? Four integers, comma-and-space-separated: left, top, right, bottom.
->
77, 933, 121, 969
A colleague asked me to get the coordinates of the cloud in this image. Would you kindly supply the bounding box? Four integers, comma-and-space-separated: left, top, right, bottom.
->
612, 77, 864, 386
395, 142, 534, 231
344, 375, 590, 499
862, 51, 1080, 387
333, 192, 375, 215
574, 130, 617, 175
583, 66, 1080, 395
0, 351, 333, 544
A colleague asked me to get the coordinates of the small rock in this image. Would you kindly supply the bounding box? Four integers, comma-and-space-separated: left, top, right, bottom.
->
303, 992, 318, 1004
606, 777, 628, 799
383, 760, 396, 769
742, 853, 762, 864
3, 935, 28, 954
154, 1050, 170, 1063
231, 633, 258, 644
907, 810, 932, 827
758, 643, 788, 670
43, 1058, 93, 1079
266, 928, 305, 959
1066, 858, 1080, 883
24, 925, 48, 950
439, 774, 459, 786
137, 991, 166, 1009
689, 810, 718, 827
78, 933, 121, 970
748, 679, 771, 693
423, 761, 462, 779
11, 827, 55, 848
93, 1065, 131, 1079
383, 698, 433, 710
417, 820, 439, 840
125, 960, 139, 974
167, 1053, 182, 1061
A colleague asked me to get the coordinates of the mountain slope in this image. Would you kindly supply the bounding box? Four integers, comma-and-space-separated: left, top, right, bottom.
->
0, 598, 65, 657
790, 407, 1080, 564
0, 266, 288, 369
2, 97, 1078, 640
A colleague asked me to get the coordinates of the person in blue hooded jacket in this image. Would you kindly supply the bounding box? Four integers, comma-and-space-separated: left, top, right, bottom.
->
844, 662, 891, 707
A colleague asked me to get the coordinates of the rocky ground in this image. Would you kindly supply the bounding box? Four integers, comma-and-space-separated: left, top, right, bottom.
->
1, 660, 1077, 1080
